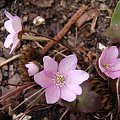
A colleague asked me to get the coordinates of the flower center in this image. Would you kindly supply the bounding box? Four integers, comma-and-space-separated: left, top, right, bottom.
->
102, 63, 110, 69
53, 72, 66, 87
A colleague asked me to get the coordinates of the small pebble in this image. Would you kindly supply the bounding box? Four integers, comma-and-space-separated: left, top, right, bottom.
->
33, 16, 45, 26
23, 15, 28, 23
100, 4, 107, 11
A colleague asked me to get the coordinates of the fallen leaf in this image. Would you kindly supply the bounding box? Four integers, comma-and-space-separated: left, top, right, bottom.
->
27, 0, 54, 8
8, 74, 21, 90
0, 86, 9, 96
75, 9, 99, 28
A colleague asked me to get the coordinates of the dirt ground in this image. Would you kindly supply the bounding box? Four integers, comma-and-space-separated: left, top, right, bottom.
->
0, 0, 120, 120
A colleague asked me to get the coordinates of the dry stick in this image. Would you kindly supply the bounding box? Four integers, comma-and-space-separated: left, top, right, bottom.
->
41, 5, 87, 55
0, 54, 21, 68
0, 82, 35, 102
22, 32, 81, 57
12, 88, 44, 111
59, 108, 69, 120
116, 78, 120, 113
22, 34, 50, 42
0, 81, 30, 86
27, 90, 45, 108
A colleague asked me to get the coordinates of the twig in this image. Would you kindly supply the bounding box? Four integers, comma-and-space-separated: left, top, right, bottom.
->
12, 88, 44, 111
23, 31, 82, 57
34, 42, 44, 49
41, 5, 87, 55
0, 54, 21, 68
90, 16, 98, 33
22, 35, 50, 42
59, 108, 69, 120
0, 81, 27, 86
27, 90, 45, 108
0, 82, 35, 102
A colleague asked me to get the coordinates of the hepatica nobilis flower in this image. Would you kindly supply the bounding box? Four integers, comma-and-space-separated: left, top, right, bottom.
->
34, 55, 89, 104
4, 11, 22, 53
99, 46, 120, 79
25, 62, 40, 76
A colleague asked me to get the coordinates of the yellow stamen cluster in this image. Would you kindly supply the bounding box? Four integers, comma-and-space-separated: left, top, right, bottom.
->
53, 72, 66, 87
102, 63, 110, 69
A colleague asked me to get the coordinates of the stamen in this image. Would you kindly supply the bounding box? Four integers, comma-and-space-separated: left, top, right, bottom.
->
102, 63, 110, 69
53, 72, 66, 87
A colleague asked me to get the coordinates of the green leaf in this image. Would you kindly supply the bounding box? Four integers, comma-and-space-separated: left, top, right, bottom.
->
106, 25, 120, 39
105, 1, 120, 43
111, 1, 120, 26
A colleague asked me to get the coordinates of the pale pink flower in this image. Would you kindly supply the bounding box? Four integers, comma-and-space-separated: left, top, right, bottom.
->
99, 46, 120, 79
34, 55, 89, 104
25, 62, 39, 76
4, 11, 22, 53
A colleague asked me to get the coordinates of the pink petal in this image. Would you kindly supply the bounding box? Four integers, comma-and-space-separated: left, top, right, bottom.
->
4, 34, 14, 48
66, 83, 82, 95
98, 56, 106, 73
61, 85, 76, 102
28, 69, 38, 76
43, 56, 58, 73
34, 71, 53, 88
4, 20, 15, 33
5, 11, 22, 33
9, 34, 20, 54
25, 63, 32, 68
100, 46, 118, 63
110, 59, 120, 71
28, 69, 35, 76
12, 16, 22, 33
25, 62, 37, 68
5, 10, 13, 19
105, 70, 120, 79
45, 85, 60, 104
26, 62, 39, 76
59, 55, 77, 74
67, 70, 89, 84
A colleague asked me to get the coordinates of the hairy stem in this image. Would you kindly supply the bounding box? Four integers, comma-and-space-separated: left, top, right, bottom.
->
116, 78, 120, 113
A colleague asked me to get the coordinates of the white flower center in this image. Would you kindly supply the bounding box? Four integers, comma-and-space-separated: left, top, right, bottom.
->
53, 72, 66, 87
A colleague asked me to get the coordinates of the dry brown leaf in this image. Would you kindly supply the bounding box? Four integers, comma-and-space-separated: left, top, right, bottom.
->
75, 9, 99, 28
27, 0, 54, 8
0, 86, 9, 96
8, 74, 21, 90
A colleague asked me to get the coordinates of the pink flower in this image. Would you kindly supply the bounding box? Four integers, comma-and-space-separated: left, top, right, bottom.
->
4, 11, 22, 53
99, 46, 120, 79
34, 55, 89, 104
25, 62, 39, 76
